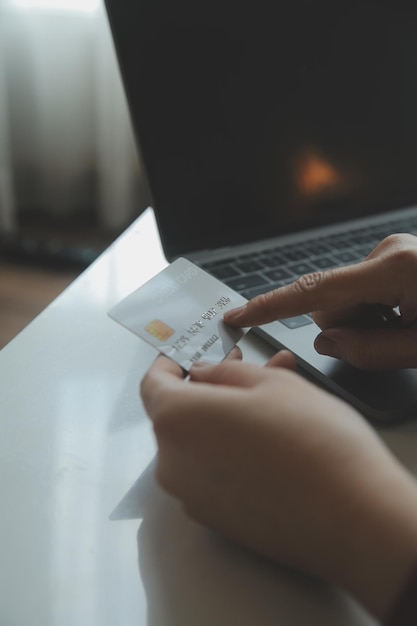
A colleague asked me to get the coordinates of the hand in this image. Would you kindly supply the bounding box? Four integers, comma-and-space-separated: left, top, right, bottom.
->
140, 352, 417, 620
224, 234, 417, 369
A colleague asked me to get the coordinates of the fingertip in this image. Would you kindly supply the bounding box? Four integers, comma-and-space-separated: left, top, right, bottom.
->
314, 333, 341, 359
266, 350, 298, 371
224, 345, 243, 361
143, 355, 186, 385
189, 347, 242, 382
223, 304, 248, 325
189, 361, 216, 377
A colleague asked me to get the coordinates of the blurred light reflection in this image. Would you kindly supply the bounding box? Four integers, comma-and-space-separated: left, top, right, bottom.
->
295, 149, 344, 198
49, 376, 108, 624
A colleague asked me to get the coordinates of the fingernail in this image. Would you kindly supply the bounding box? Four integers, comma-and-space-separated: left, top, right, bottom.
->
224, 304, 247, 321
227, 346, 242, 359
315, 335, 341, 359
190, 361, 213, 369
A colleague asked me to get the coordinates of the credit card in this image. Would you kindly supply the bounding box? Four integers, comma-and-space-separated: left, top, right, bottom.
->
108, 258, 249, 370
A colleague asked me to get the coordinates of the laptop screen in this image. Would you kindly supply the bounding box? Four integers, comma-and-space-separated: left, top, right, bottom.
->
105, 1, 417, 259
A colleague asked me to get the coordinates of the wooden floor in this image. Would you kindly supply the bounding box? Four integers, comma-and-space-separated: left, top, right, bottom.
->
0, 212, 116, 349
0, 261, 80, 349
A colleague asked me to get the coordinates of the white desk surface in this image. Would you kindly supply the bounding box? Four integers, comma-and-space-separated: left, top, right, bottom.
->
1, 208, 417, 625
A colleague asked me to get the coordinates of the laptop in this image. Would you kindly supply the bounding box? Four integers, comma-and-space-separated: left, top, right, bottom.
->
104, 0, 417, 423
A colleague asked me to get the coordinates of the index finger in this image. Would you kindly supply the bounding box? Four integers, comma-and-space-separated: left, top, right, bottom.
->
223, 258, 399, 328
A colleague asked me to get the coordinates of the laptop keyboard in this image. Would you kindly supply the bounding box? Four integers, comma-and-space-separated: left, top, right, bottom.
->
199, 215, 417, 329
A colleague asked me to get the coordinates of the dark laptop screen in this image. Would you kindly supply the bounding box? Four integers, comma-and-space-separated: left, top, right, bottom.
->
105, 1, 417, 258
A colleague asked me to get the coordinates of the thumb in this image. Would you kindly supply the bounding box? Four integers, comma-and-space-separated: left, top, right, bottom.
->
314, 328, 417, 370
189, 359, 267, 387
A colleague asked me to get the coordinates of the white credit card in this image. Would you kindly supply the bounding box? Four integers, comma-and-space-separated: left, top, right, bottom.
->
108, 257, 249, 371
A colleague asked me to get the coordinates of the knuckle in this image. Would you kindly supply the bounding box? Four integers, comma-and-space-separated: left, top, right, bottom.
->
293, 271, 324, 294
292, 268, 343, 297
182, 500, 205, 525
253, 290, 277, 310
378, 234, 417, 264
140, 372, 161, 417
380, 233, 413, 249
152, 416, 165, 439
151, 398, 175, 438
394, 246, 417, 273
381, 236, 417, 282
381, 233, 405, 248
139, 371, 151, 402
155, 457, 175, 493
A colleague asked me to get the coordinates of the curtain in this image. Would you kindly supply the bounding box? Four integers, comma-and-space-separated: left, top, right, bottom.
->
0, 0, 150, 235
0, 3, 16, 233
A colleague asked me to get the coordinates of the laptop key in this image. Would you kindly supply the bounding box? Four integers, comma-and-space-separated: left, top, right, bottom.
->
356, 245, 374, 257
264, 268, 294, 282
266, 253, 287, 266
257, 254, 282, 268
235, 259, 264, 273
226, 273, 268, 292
288, 261, 316, 275
355, 233, 379, 244
242, 281, 287, 300
282, 247, 310, 262
305, 242, 331, 255
241, 285, 269, 300
325, 237, 355, 250
333, 250, 361, 263
280, 315, 314, 329
208, 264, 240, 279
313, 256, 337, 269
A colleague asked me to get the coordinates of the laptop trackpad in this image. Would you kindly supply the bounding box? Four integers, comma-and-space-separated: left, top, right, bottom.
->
255, 322, 417, 424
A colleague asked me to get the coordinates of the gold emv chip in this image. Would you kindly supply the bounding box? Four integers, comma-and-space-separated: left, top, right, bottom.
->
145, 319, 175, 342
